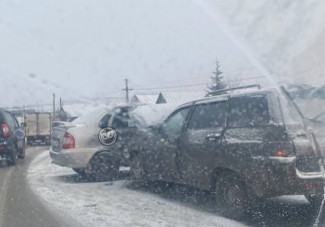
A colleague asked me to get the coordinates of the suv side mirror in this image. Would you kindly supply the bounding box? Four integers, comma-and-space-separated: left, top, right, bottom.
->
21, 122, 27, 128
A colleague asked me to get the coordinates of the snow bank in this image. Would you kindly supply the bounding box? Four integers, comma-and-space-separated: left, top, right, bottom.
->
28, 152, 244, 227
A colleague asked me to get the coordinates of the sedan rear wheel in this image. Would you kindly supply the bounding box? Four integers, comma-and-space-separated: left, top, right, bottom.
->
72, 168, 86, 175
85, 152, 119, 182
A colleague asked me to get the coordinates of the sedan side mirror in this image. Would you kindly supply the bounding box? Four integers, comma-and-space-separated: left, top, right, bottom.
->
21, 122, 27, 128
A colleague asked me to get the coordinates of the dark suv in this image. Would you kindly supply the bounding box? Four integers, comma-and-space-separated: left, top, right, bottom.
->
130, 88, 323, 219
0, 108, 26, 166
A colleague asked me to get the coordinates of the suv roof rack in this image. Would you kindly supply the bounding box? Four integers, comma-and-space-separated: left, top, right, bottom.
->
206, 84, 261, 97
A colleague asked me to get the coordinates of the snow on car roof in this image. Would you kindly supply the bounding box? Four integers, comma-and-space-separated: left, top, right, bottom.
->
178, 88, 276, 107
71, 105, 113, 125
130, 103, 179, 126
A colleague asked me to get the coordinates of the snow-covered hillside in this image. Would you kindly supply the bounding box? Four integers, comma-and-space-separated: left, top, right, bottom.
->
203, 0, 325, 86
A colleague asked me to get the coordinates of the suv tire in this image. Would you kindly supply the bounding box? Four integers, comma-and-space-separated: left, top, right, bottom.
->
85, 152, 119, 182
305, 193, 324, 208
7, 147, 17, 166
17, 145, 25, 159
130, 153, 146, 181
215, 173, 248, 220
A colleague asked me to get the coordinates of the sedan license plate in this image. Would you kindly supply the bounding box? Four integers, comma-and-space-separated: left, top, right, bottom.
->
52, 139, 59, 148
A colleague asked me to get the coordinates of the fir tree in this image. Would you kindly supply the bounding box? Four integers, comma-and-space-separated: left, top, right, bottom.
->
207, 60, 227, 95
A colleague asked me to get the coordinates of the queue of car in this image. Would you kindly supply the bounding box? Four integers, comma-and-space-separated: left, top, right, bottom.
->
47, 86, 324, 220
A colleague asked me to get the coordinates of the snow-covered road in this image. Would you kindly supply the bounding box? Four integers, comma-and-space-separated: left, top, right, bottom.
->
27, 151, 244, 227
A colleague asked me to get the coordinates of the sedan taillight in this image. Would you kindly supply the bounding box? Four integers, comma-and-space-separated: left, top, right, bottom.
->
2, 123, 10, 137
62, 132, 75, 149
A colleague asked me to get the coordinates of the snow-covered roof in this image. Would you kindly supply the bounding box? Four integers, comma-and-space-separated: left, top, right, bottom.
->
131, 94, 159, 105
156, 91, 206, 105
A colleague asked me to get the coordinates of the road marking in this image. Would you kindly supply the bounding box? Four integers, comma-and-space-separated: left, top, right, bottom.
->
0, 167, 14, 227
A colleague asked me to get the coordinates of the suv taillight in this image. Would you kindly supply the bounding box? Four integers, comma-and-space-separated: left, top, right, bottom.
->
274, 150, 289, 157
2, 123, 10, 137
62, 132, 75, 149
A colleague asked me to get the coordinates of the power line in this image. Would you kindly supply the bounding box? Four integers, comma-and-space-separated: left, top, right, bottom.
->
133, 83, 208, 91
132, 76, 266, 91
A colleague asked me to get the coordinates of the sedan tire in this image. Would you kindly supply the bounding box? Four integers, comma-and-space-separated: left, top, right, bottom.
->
85, 152, 120, 182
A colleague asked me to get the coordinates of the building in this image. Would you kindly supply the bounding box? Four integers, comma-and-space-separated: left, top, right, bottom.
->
130, 94, 159, 105
156, 91, 206, 105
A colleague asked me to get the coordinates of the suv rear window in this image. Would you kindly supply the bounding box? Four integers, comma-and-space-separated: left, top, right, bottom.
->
187, 101, 228, 129
228, 95, 270, 128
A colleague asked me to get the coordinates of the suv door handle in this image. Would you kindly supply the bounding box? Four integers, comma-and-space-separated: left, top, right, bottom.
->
206, 133, 221, 141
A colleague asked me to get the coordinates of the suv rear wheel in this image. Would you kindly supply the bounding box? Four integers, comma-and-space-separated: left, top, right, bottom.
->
7, 147, 17, 166
17, 145, 25, 159
305, 193, 324, 208
215, 173, 248, 220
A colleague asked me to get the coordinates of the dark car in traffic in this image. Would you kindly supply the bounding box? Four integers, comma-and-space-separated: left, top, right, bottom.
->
0, 108, 26, 166
130, 88, 323, 219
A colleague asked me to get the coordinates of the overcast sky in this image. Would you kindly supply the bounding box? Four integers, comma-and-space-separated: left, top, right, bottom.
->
0, 0, 262, 106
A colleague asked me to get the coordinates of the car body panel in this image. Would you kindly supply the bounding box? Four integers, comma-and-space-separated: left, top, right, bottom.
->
50, 104, 176, 170
0, 108, 25, 158
134, 89, 323, 199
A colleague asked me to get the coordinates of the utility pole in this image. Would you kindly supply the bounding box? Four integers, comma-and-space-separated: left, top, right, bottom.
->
122, 78, 133, 103
60, 98, 62, 110
53, 93, 56, 119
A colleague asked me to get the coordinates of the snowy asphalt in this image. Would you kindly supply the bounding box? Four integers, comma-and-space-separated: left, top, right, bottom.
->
0, 146, 322, 226
0, 146, 77, 227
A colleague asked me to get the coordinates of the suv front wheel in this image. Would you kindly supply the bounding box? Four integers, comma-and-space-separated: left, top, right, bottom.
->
215, 173, 248, 220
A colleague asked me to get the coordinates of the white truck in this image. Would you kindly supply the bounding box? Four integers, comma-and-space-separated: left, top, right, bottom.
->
25, 113, 52, 145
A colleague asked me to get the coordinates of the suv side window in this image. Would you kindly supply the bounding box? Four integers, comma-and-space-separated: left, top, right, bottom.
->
187, 101, 228, 130
161, 107, 191, 137
228, 95, 270, 128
